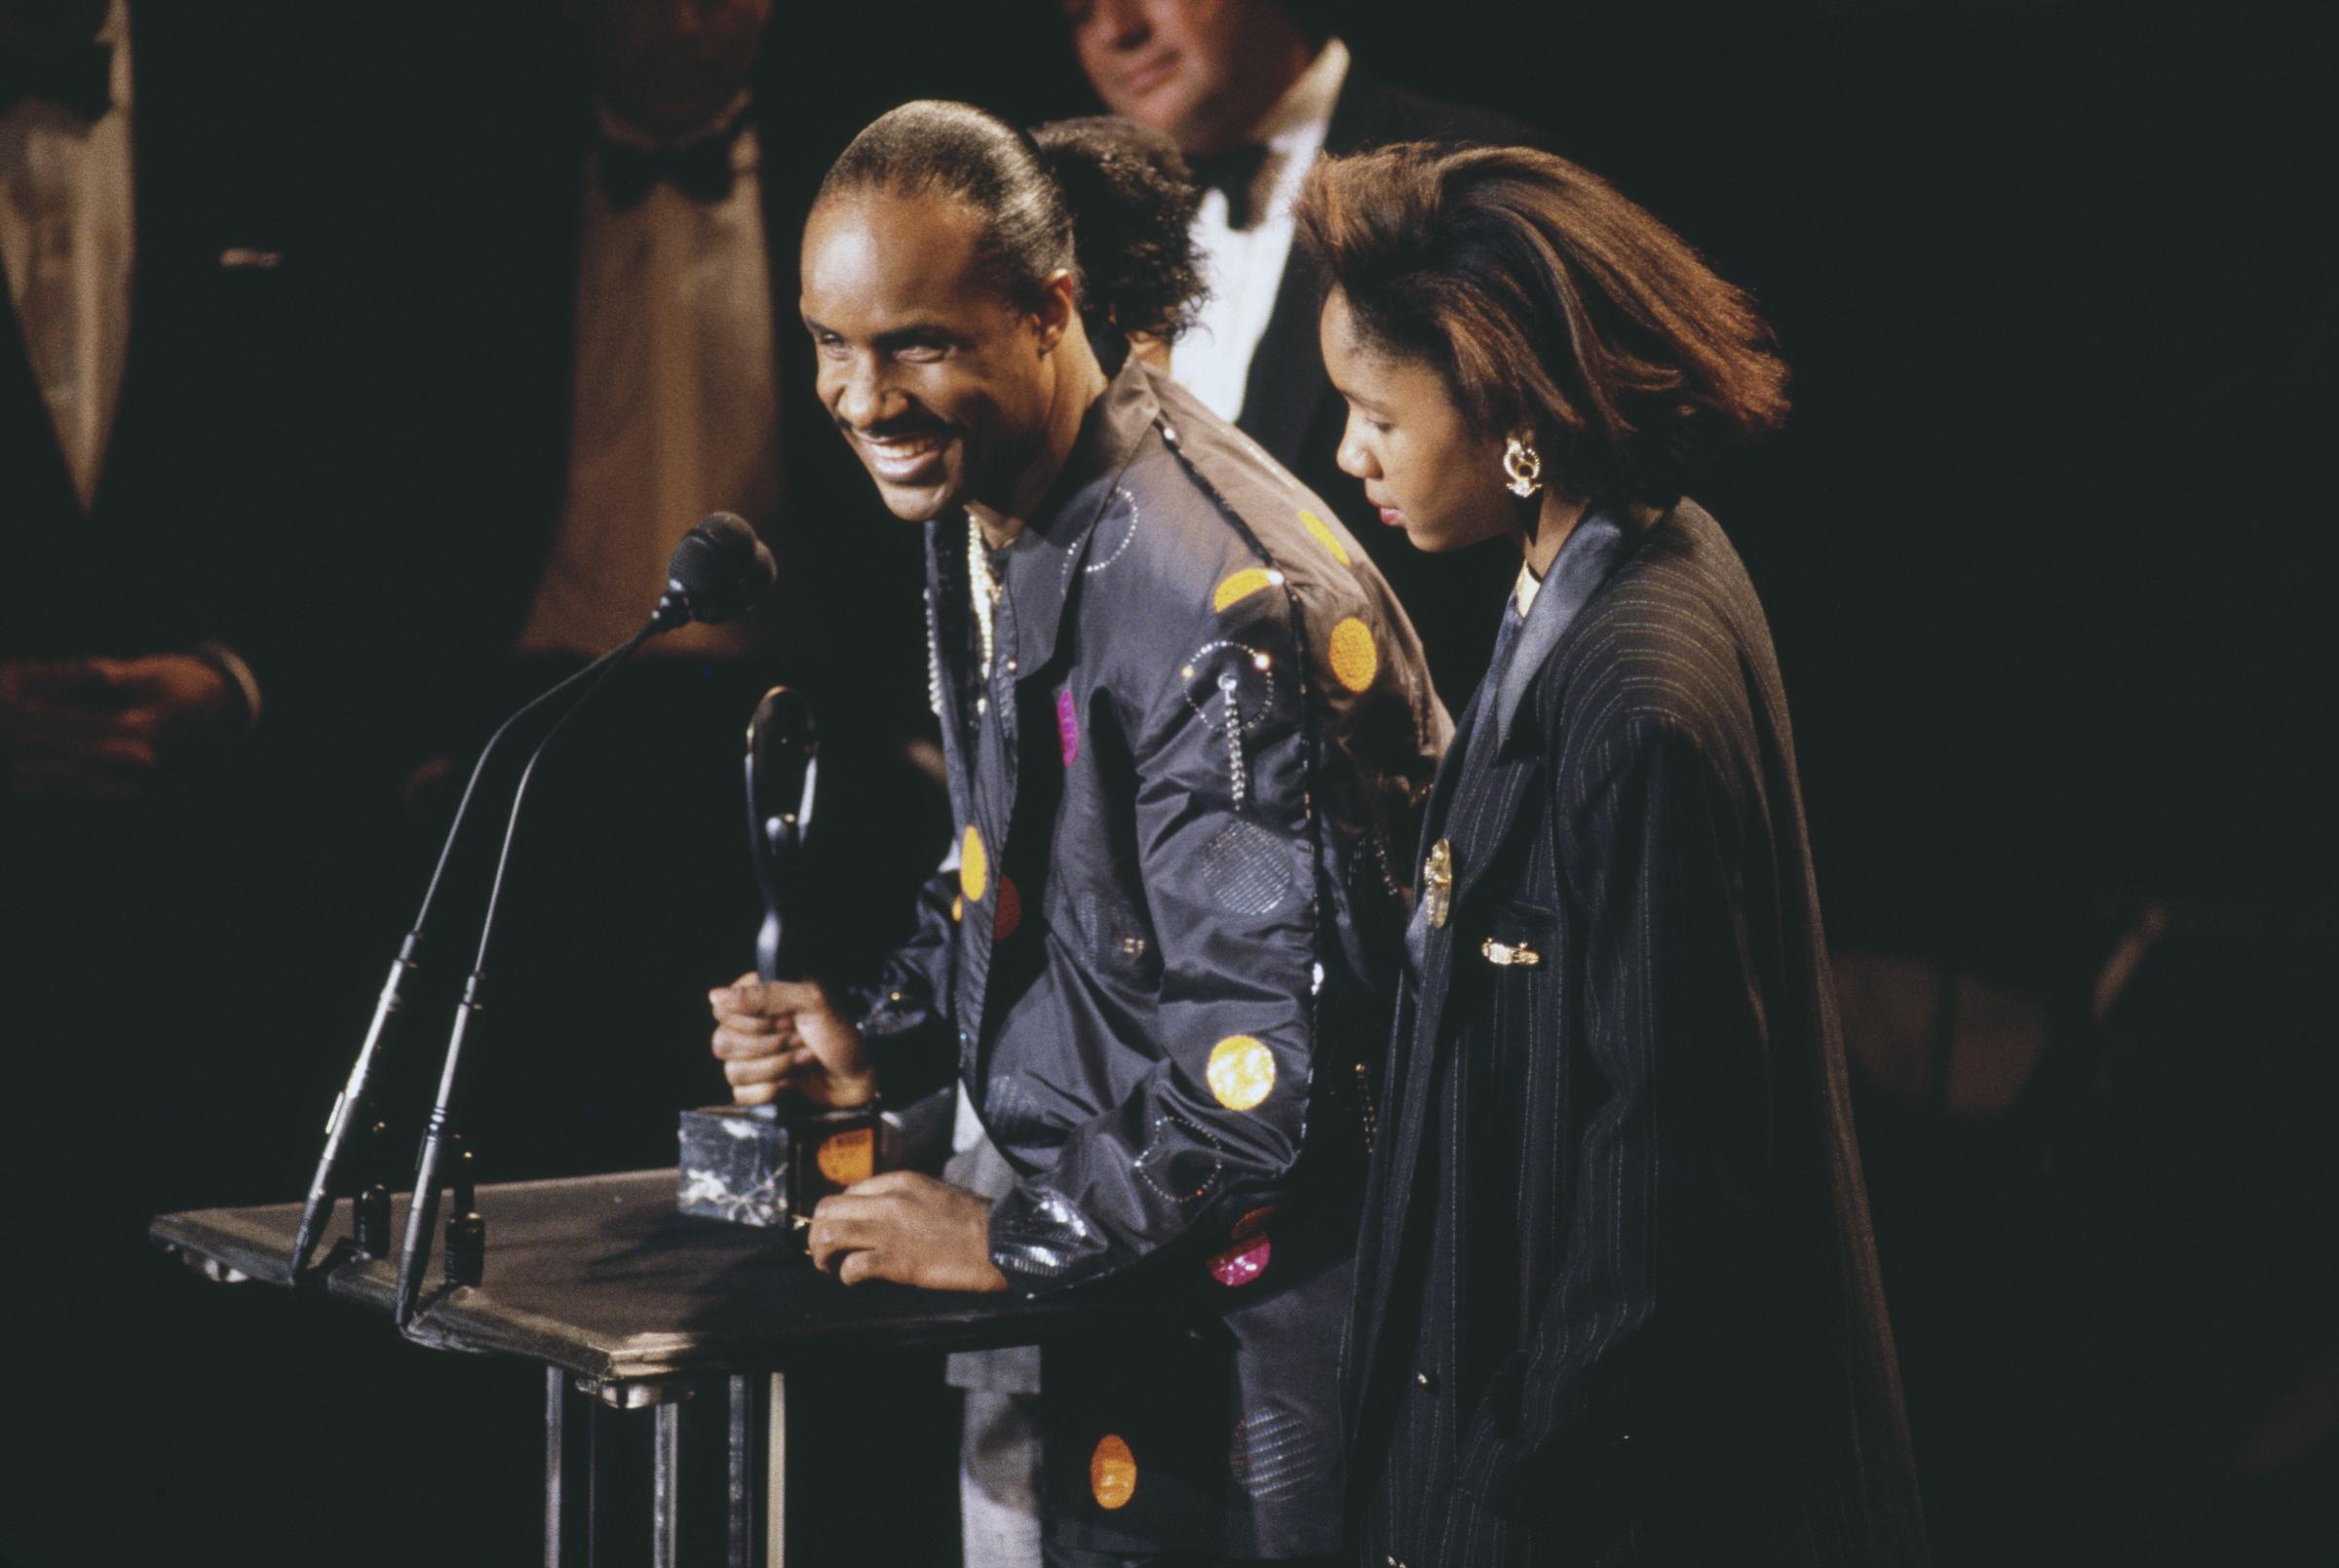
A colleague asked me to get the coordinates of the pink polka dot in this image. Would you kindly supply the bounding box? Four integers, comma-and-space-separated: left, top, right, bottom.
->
1055, 689, 1080, 766
1208, 1234, 1271, 1287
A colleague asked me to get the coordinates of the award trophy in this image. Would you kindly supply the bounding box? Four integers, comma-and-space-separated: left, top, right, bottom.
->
677, 687, 881, 1232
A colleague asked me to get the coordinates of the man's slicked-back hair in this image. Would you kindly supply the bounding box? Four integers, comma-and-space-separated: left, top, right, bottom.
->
819, 100, 1206, 349
1296, 142, 1789, 505
821, 99, 1074, 318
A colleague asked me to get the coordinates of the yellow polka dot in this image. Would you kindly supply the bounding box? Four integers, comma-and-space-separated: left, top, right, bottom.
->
951, 896, 964, 923
1212, 567, 1273, 612
960, 825, 988, 904
814, 1127, 875, 1187
1328, 617, 1379, 692
1091, 1434, 1137, 1511
1207, 1035, 1277, 1111
1300, 510, 1352, 567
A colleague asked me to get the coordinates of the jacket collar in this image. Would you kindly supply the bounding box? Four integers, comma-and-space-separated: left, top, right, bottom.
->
1488, 501, 1639, 752
996, 355, 1158, 683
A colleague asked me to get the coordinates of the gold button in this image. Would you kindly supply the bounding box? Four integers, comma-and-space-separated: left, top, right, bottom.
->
1422, 838, 1453, 930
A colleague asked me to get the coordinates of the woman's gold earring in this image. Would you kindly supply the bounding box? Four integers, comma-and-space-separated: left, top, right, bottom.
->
1502, 435, 1543, 499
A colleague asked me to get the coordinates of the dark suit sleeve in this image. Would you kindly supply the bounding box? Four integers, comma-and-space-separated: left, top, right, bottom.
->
1447, 711, 1771, 1521
985, 589, 1322, 1291
840, 865, 963, 1106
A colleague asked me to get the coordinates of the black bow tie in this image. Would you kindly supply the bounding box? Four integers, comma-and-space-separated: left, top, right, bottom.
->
0, 44, 114, 121
1188, 142, 1271, 231
595, 116, 747, 210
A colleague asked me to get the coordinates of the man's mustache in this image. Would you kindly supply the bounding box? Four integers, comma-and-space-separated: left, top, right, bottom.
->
839, 415, 950, 442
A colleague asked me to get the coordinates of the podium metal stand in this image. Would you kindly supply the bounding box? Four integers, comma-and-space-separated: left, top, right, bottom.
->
151, 1169, 1109, 1566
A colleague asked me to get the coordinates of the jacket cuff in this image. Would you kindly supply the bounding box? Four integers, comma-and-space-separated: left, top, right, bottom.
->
191, 641, 263, 734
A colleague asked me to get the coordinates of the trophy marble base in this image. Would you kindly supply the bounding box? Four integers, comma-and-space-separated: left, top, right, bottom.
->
677, 1103, 881, 1230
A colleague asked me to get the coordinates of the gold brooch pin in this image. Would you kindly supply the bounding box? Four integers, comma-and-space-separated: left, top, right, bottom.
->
1480, 937, 1542, 968
1423, 838, 1453, 929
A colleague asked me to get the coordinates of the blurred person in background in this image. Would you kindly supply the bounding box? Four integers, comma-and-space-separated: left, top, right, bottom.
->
1058, 0, 1540, 711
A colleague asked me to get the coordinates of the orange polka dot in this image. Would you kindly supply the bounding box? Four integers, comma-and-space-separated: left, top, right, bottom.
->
994, 877, 1021, 940
960, 825, 988, 903
814, 1127, 875, 1186
1091, 1434, 1137, 1511
1300, 510, 1353, 566
1328, 618, 1379, 692
1212, 567, 1273, 612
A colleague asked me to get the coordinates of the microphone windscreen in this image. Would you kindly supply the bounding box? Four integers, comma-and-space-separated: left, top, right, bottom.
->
667, 512, 779, 624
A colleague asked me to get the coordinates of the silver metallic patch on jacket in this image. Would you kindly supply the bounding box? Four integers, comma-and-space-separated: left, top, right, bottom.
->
1074, 893, 1155, 972
1178, 640, 1277, 730
1197, 818, 1298, 916
990, 1186, 1100, 1281
1131, 1108, 1228, 1208
1227, 1407, 1323, 1501
1180, 640, 1277, 811
978, 1071, 1059, 1149
1076, 487, 1140, 579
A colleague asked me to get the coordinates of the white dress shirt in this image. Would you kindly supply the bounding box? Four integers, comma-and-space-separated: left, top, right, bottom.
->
0, 0, 134, 514
517, 98, 782, 660
1170, 37, 1349, 424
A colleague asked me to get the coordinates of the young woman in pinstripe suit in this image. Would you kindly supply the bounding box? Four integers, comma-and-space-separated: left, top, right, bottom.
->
1297, 146, 1929, 1567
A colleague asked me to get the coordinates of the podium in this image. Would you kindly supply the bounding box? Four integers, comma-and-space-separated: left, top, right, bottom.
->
151, 1168, 1116, 1566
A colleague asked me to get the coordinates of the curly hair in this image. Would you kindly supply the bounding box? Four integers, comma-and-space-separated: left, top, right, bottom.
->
1295, 141, 1789, 505
820, 101, 1206, 352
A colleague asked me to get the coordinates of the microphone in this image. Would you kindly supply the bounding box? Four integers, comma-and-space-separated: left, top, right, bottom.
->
292, 513, 776, 1281
389, 516, 777, 1322
654, 511, 777, 631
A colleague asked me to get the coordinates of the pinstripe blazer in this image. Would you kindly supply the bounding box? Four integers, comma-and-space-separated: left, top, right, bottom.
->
1345, 500, 1927, 1567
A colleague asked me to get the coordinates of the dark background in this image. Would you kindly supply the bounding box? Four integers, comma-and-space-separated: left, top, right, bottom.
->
5, 1, 2333, 1563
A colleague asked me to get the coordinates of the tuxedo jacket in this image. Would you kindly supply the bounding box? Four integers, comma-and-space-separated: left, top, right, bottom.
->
848, 358, 1447, 1557
1346, 500, 1928, 1567
1, 3, 414, 749
1233, 61, 1548, 713
408, 39, 928, 732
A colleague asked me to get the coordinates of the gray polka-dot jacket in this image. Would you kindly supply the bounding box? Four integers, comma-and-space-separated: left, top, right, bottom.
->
850, 357, 1447, 1557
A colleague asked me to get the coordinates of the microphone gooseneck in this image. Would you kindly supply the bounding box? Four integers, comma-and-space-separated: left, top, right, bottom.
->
289, 638, 643, 1278
389, 512, 776, 1322
393, 624, 654, 1323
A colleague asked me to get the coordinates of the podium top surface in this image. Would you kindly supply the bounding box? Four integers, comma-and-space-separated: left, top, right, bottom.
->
150, 1169, 1112, 1387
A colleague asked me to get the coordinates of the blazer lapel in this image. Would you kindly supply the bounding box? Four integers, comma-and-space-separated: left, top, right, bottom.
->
1447, 505, 1636, 916
0, 295, 80, 530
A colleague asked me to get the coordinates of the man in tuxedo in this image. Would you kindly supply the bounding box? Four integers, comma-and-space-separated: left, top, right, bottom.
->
2, 0, 430, 1192
1061, 0, 1539, 707
1, 0, 375, 800
1, 6, 534, 1564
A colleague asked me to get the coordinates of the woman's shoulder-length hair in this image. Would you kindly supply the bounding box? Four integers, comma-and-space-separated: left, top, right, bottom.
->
1294, 141, 1789, 506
